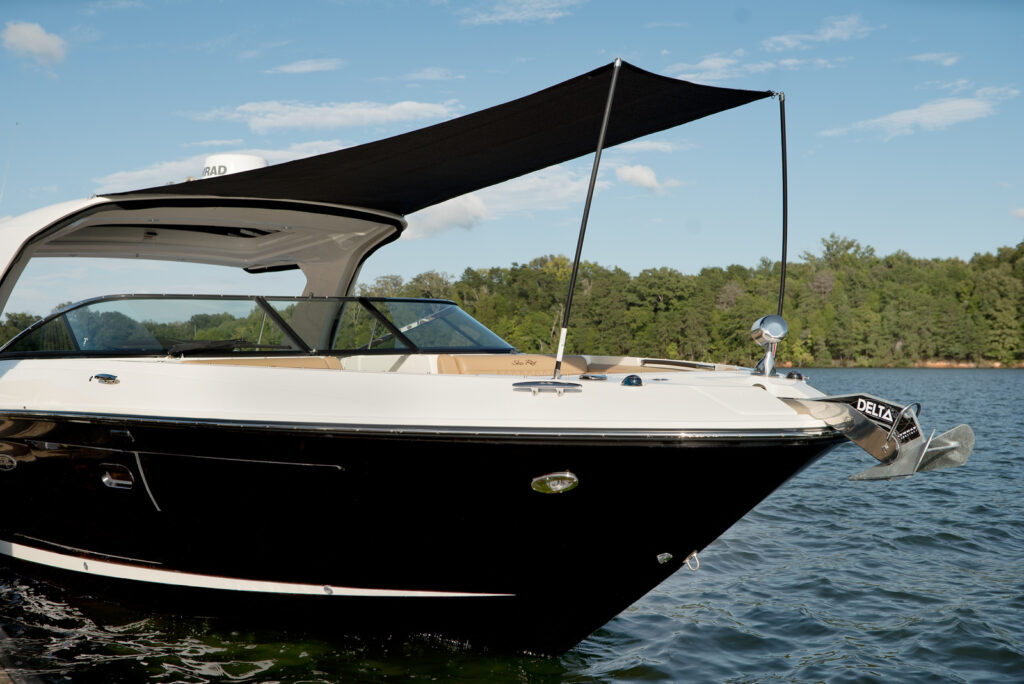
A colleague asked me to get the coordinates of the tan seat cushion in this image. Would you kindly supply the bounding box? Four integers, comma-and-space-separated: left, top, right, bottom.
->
436, 353, 588, 376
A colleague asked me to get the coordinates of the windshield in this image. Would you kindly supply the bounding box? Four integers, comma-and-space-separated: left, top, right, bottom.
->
0, 295, 513, 357
340, 300, 511, 351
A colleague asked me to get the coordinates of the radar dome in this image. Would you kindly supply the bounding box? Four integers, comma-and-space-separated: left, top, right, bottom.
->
200, 154, 267, 179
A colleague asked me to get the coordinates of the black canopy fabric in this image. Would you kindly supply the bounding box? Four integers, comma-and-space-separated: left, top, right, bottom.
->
112, 61, 772, 217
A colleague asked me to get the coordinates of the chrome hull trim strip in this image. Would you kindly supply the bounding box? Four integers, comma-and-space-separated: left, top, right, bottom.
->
0, 539, 513, 598
0, 409, 837, 442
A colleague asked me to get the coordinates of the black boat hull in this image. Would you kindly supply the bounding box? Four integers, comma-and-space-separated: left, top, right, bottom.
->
0, 412, 841, 654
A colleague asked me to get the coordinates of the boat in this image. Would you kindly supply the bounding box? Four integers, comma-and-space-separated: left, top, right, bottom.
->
0, 61, 972, 655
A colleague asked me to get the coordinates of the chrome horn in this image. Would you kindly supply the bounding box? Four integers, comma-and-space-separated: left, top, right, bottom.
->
751, 314, 787, 376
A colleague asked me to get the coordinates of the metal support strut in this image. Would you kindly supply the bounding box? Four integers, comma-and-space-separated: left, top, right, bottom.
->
554, 58, 622, 378
776, 92, 788, 317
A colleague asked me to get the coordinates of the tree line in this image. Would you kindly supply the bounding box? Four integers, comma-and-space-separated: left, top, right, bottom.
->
2, 235, 1021, 367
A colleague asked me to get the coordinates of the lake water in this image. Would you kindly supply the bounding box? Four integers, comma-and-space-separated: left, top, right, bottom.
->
1, 369, 1021, 682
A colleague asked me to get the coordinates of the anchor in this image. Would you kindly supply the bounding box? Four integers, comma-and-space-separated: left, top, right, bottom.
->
781, 394, 974, 481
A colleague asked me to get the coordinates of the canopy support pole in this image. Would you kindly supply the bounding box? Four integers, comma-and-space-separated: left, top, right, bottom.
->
776, 92, 788, 317
553, 58, 622, 378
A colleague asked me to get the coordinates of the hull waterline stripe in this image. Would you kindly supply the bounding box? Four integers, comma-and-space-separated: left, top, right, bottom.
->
0, 540, 512, 598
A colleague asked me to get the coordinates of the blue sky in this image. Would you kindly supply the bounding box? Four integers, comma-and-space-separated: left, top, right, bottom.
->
1, 0, 1022, 315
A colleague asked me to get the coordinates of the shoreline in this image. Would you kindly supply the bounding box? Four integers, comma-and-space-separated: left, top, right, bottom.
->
779, 360, 1024, 370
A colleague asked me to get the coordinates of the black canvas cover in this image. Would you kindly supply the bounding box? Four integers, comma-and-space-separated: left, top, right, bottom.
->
112, 61, 772, 217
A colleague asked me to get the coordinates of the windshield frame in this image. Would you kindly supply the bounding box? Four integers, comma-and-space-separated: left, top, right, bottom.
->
0, 294, 515, 359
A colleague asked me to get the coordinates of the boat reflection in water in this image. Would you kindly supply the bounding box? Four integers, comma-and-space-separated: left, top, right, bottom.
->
0, 61, 971, 654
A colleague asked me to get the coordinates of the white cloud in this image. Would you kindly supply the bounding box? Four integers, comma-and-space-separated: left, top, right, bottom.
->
261, 140, 343, 160
196, 99, 460, 134
265, 58, 344, 74
91, 140, 342, 193
403, 67, 464, 81
910, 52, 961, 67
665, 54, 749, 82
818, 87, 1019, 140
927, 78, 972, 94
744, 61, 777, 74
1012, 208, 1024, 220
462, 0, 586, 25
93, 157, 207, 194
666, 51, 841, 82
405, 194, 491, 238
403, 164, 599, 238
975, 86, 1018, 101
763, 15, 880, 52
616, 165, 660, 191
478, 165, 597, 214
614, 164, 679, 193
2, 21, 66, 65
618, 140, 683, 153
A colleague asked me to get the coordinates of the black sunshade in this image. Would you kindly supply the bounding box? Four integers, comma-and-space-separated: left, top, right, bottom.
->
110, 61, 772, 217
